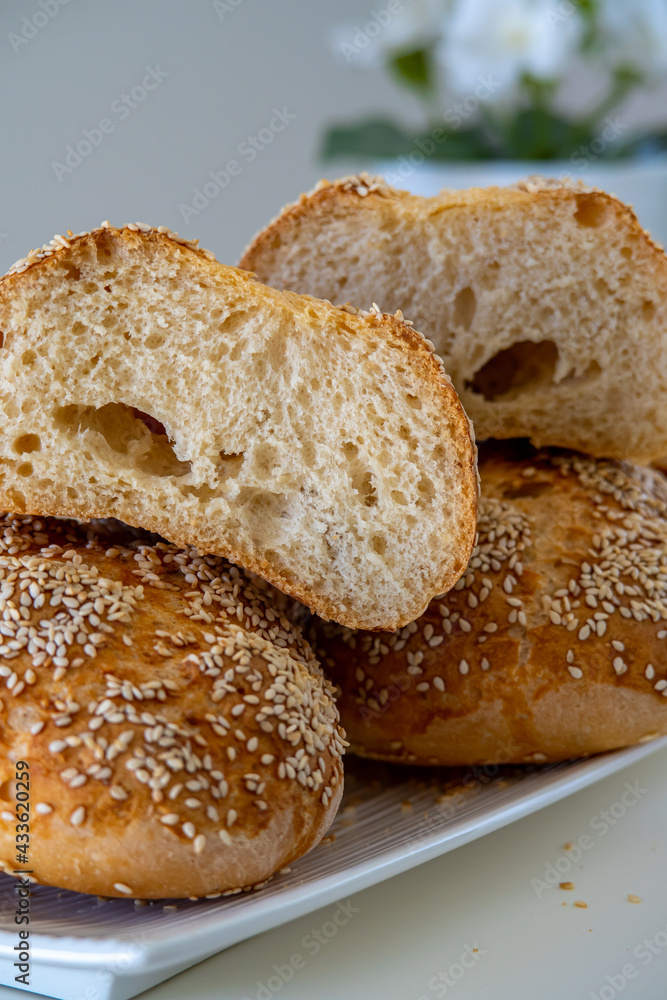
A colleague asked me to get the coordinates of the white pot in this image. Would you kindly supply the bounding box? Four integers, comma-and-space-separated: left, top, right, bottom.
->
375, 158, 667, 248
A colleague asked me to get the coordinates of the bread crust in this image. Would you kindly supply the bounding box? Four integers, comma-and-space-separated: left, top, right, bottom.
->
240, 174, 667, 463
241, 174, 665, 270
315, 442, 667, 765
0, 223, 478, 631
0, 514, 345, 898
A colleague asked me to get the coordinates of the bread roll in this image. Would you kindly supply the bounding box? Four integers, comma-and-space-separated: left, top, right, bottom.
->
0, 222, 477, 632
240, 174, 667, 463
315, 442, 667, 765
0, 514, 345, 898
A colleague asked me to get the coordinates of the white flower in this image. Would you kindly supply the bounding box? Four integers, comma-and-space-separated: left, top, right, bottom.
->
330, 0, 449, 68
436, 0, 583, 103
597, 0, 667, 77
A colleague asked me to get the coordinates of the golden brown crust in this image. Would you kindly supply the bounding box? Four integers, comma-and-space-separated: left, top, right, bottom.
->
240, 174, 664, 273
240, 175, 667, 465
315, 442, 667, 765
0, 224, 478, 632
0, 514, 345, 898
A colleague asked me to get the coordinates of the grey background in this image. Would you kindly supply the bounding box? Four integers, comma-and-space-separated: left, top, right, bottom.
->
2, 0, 667, 274
0, 0, 426, 272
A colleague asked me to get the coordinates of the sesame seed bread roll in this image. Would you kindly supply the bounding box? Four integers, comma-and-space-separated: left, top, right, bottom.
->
314, 442, 667, 766
240, 174, 667, 463
0, 222, 477, 632
0, 514, 344, 898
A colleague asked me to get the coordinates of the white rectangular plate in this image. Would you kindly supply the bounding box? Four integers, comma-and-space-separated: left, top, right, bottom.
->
1, 737, 666, 1000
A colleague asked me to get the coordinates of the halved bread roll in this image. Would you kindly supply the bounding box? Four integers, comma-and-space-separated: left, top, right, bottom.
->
0, 514, 345, 898
240, 175, 667, 463
0, 223, 477, 631
315, 442, 667, 765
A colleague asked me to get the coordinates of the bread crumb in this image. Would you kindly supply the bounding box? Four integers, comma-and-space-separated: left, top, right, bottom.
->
627, 894, 642, 904
559, 881, 575, 890
574, 900, 588, 908
562, 841, 574, 851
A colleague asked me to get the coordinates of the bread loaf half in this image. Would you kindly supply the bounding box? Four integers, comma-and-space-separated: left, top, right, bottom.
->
0, 514, 345, 898
315, 442, 667, 765
0, 223, 477, 631
240, 175, 667, 463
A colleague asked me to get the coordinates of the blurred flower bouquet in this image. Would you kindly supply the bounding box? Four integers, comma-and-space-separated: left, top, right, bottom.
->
324, 0, 667, 163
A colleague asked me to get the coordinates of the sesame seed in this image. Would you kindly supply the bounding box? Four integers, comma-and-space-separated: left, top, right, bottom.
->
70, 806, 85, 827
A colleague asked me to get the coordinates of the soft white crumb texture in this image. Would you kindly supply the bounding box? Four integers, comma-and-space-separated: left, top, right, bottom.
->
0, 230, 474, 629
244, 184, 667, 463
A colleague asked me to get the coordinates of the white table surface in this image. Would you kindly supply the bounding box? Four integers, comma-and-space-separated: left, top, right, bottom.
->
3, 745, 667, 1000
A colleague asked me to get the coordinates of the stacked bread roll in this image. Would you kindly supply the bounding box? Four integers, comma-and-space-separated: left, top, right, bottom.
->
2, 172, 667, 899
0, 219, 478, 898
242, 174, 667, 766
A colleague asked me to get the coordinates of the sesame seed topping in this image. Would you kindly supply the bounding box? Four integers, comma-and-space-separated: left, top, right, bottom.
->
70, 806, 86, 827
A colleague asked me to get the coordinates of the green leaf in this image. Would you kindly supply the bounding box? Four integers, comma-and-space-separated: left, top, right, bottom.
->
388, 47, 433, 93
426, 129, 495, 161
320, 117, 494, 162
496, 108, 594, 160
321, 119, 417, 160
